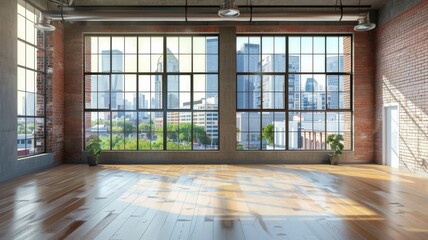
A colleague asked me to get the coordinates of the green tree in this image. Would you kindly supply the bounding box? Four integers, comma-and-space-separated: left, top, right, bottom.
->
100, 135, 111, 150
178, 123, 192, 143
193, 125, 211, 145
262, 123, 275, 146
112, 118, 136, 132
138, 139, 151, 150
151, 138, 163, 150
111, 133, 125, 150
167, 141, 179, 150
17, 122, 26, 134
124, 136, 138, 150
237, 143, 244, 150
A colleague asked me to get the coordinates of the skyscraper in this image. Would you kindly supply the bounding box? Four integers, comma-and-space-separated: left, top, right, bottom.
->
206, 37, 219, 105
102, 50, 123, 112
326, 55, 344, 109
237, 43, 261, 109
288, 56, 300, 109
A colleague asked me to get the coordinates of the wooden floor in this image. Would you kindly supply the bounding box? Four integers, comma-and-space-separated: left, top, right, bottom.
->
1, 164, 428, 240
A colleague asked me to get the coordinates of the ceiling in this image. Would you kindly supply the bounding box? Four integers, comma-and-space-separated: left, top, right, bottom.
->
61, 0, 389, 10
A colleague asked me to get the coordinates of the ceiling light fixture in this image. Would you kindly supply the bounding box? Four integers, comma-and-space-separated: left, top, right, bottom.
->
354, 0, 375, 31
354, 13, 376, 31
218, 0, 240, 18
35, 12, 56, 32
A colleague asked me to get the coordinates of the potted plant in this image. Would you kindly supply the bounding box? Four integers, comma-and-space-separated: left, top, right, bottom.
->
86, 135, 102, 166
326, 134, 344, 165
262, 123, 275, 149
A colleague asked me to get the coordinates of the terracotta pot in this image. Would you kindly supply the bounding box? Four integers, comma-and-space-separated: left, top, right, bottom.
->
88, 156, 98, 166
329, 155, 339, 165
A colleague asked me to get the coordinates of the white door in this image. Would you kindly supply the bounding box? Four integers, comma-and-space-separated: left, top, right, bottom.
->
385, 106, 399, 168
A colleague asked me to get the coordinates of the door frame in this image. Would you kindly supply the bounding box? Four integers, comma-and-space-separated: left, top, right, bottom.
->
382, 103, 400, 166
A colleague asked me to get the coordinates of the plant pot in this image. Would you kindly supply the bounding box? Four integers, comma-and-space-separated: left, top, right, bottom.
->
88, 156, 98, 166
329, 155, 339, 165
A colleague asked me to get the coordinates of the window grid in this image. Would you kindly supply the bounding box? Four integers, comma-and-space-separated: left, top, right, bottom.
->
84, 35, 219, 151
17, 0, 46, 158
236, 35, 353, 151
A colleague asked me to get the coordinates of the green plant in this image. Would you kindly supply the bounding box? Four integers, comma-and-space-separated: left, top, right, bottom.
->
326, 134, 344, 156
86, 135, 102, 157
262, 123, 275, 146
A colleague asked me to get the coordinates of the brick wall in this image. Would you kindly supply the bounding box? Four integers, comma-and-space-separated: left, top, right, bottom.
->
63, 23, 376, 163
45, 22, 64, 163
375, 0, 428, 173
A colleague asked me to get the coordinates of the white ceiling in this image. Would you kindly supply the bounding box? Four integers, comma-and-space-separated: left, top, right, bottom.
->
71, 0, 389, 9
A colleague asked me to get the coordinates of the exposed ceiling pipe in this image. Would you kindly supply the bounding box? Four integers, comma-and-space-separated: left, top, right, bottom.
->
42, 6, 368, 22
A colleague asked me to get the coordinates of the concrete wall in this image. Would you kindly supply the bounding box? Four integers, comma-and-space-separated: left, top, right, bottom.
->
375, 0, 428, 174
378, 0, 423, 25
0, 0, 59, 182
64, 23, 376, 164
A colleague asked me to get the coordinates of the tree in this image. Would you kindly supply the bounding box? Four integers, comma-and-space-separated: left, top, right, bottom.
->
138, 122, 152, 140
100, 135, 111, 150
112, 118, 137, 132
262, 123, 275, 146
193, 125, 211, 145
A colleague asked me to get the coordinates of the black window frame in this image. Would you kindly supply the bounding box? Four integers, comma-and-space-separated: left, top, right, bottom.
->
236, 34, 353, 151
83, 34, 220, 151
17, 0, 47, 158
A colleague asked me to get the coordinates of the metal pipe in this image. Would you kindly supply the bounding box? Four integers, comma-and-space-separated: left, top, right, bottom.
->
43, 6, 367, 22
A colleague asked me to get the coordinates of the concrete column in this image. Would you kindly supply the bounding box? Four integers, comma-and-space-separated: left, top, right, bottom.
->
0, 0, 18, 181
0, 0, 55, 182
219, 27, 237, 155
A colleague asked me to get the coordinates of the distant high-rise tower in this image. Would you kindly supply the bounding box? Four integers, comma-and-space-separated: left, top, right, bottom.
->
288, 56, 300, 109
326, 55, 343, 109
161, 49, 179, 109
302, 78, 319, 110
103, 50, 123, 113
237, 43, 261, 109
206, 37, 219, 103
261, 54, 286, 109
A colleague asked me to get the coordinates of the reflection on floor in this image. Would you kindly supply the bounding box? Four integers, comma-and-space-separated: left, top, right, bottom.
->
1, 164, 428, 239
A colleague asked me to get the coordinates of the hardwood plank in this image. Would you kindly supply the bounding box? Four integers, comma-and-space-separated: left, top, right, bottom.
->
0, 164, 428, 239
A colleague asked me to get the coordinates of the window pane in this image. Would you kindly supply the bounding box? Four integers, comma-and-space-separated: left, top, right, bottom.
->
112, 37, 124, 53
327, 37, 339, 54
18, 15, 26, 40
313, 37, 325, 54
193, 55, 206, 72
313, 55, 325, 72
179, 54, 191, 72
289, 37, 300, 54
18, 41, 26, 66
327, 55, 339, 72
18, 67, 25, 91
193, 37, 206, 54
167, 75, 190, 109
26, 69, 35, 92
99, 37, 111, 54
124, 55, 137, 72
301, 37, 312, 54
262, 37, 274, 54
124, 37, 137, 54
101, 54, 110, 72
301, 55, 312, 72
151, 37, 164, 54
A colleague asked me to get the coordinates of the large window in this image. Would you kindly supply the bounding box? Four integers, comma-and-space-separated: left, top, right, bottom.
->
17, 0, 46, 157
236, 35, 352, 151
84, 35, 219, 151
